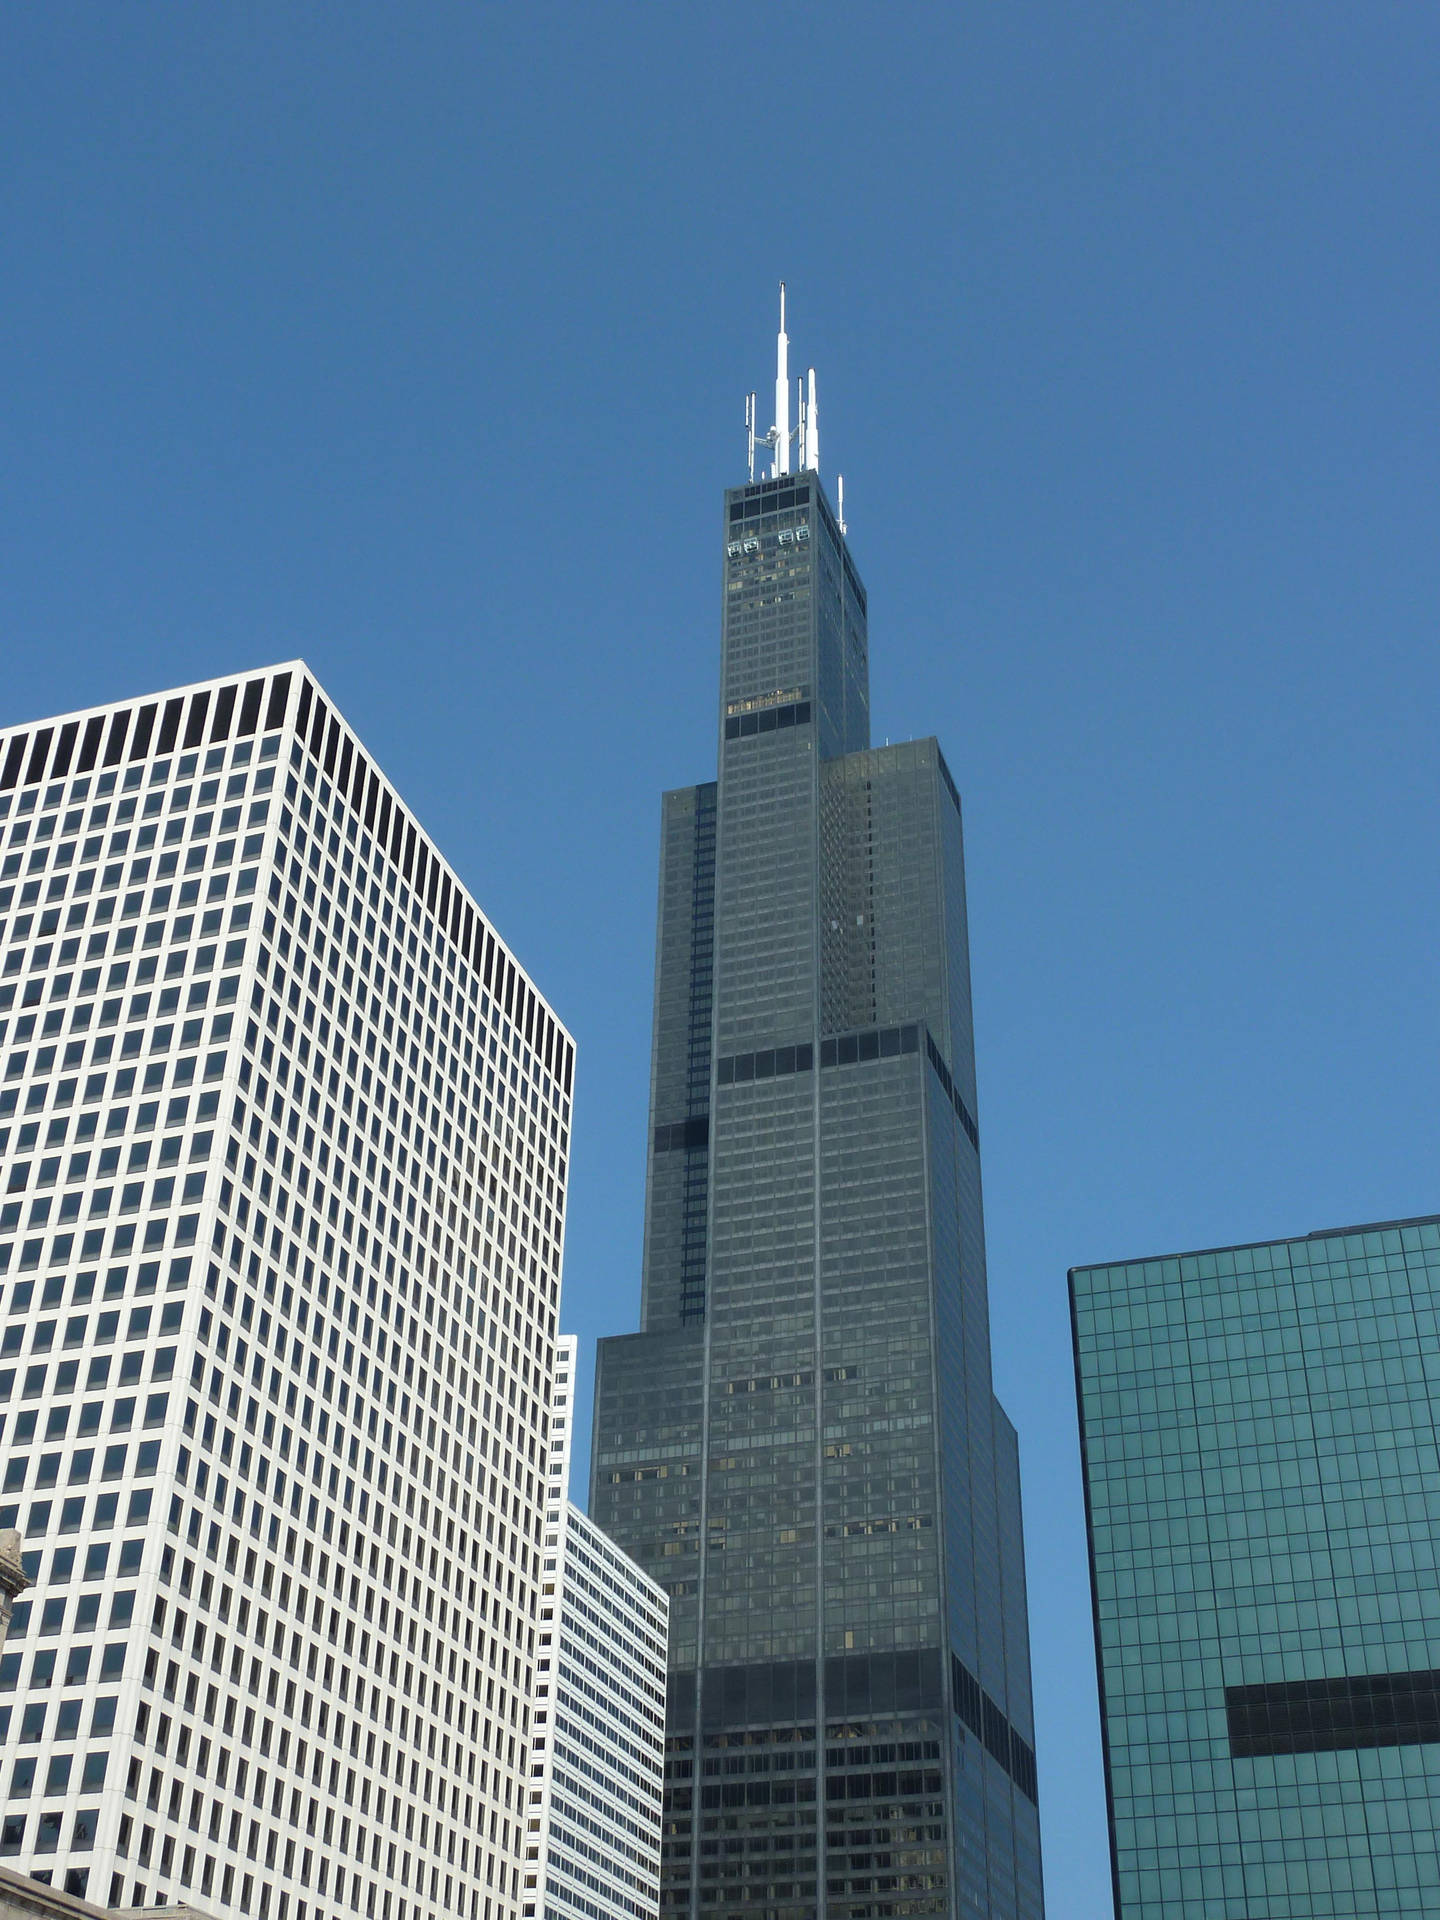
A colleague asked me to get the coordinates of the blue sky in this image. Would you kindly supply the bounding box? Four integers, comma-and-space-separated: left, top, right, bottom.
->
5, 6, 1440, 1912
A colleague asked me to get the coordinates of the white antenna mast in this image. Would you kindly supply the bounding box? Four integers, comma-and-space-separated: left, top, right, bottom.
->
745, 286, 827, 483
773, 282, 790, 477
837, 473, 847, 535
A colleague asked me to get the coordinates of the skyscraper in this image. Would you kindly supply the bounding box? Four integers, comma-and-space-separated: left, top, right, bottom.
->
528, 1336, 666, 1920
1072, 1214, 1440, 1920
591, 296, 1044, 1920
0, 667, 573, 1920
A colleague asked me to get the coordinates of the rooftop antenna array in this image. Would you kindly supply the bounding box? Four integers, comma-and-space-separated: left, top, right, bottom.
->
745, 283, 827, 494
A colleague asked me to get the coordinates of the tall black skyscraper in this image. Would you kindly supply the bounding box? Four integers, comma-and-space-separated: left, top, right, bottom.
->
592, 296, 1044, 1920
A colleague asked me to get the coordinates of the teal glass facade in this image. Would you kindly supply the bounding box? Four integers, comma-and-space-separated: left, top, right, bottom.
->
592, 469, 1044, 1920
1072, 1216, 1440, 1919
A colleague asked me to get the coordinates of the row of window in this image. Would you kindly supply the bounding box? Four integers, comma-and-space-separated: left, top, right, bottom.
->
7, 1125, 214, 1194
0, 840, 259, 931
722, 701, 813, 742
1, 978, 238, 1048
3, 1434, 163, 1491
1, 1592, 137, 1681
1, 1170, 208, 1235
1, 1468, 160, 1535
4, 1004, 237, 1085
0, 762, 261, 906
2, 1312, 179, 1372
0, 677, 289, 796
8, 1754, 108, 1801
4, 1252, 191, 1336
6, 1661, 122, 1724
1, 1804, 103, 1862
1, 901, 245, 965
4, 932, 248, 996
0, 759, 276, 866
2, 804, 267, 874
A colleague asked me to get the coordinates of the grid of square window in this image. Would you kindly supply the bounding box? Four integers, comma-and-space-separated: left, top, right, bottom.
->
0, 667, 576, 1920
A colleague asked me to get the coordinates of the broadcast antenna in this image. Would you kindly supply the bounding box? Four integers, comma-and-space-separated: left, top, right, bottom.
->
745, 284, 825, 486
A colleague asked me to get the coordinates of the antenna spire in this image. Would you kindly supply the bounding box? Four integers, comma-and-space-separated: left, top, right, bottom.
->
744, 285, 827, 484
773, 283, 790, 477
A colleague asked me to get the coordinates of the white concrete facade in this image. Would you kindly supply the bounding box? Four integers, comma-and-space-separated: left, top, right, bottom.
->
527, 1338, 665, 1920
0, 667, 574, 1920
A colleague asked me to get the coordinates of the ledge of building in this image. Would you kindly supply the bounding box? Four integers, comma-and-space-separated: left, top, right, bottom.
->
112, 1910, 214, 1919
113, 1909, 215, 1919
0, 1869, 213, 1920
0, 1865, 104, 1919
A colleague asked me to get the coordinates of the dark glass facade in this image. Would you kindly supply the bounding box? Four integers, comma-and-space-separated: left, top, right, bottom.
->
592, 471, 1044, 1920
1072, 1216, 1440, 1918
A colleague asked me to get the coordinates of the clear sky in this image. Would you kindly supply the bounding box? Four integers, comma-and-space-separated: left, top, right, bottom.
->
5, 6, 1439, 1913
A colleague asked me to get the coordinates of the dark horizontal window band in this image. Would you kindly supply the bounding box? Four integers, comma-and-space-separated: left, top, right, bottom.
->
717, 1043, 813, 1086
952, 1654, 1038, 1804
673, 1648, 1037, 1807
820, 1024, 919, 1069
716, 1025, 962, 1114
1227, 1668, 1440, 1759
926, 1033, 979, 1150
724, 700, 811, 741
654, 1114, 710, 1154
728, 481, 811, 522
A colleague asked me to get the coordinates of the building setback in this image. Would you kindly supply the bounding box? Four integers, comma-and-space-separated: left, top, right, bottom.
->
591, 302, 1044, 1920
0, 667, 574, 1920
528, 1336, 666, 1920
1072, 1215, 1440, 1919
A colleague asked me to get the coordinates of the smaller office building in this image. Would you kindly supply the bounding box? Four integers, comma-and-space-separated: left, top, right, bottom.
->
1072, 1214, 1440, 1920
527, 1338, 666, 1920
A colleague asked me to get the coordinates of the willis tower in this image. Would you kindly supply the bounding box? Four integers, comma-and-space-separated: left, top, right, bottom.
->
592, 293, 1044, 1920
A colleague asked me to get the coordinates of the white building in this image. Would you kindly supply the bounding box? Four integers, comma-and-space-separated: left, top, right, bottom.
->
0, 667, 573, 1920
527, 1338, 665, 1920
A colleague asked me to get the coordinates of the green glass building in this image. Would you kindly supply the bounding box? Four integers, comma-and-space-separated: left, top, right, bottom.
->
1072, 1214, 1440, 1919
